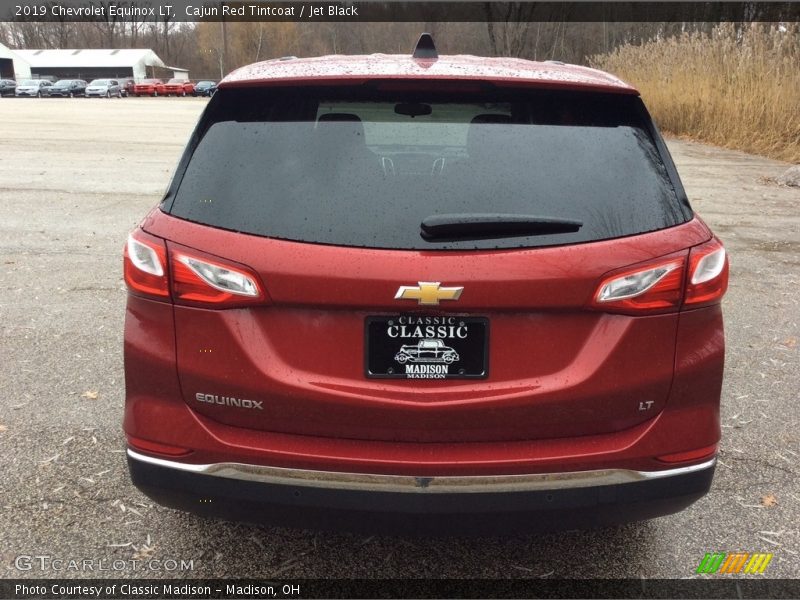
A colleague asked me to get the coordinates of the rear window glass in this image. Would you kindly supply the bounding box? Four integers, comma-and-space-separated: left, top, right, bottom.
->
166, 86, 691, 250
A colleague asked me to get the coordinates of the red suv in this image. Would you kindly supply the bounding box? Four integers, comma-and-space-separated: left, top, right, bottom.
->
132, 79, 163, 97
157, 78, 195, 96
123, 36, 728, 533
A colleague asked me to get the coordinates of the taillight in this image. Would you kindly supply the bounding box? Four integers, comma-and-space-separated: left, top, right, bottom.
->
124, 231, 265, 308
591, 238, 729, 315
123, 230, 169, 298
171, 249, 264, 307
685, 238, 729, 307
591, 255, 686, 315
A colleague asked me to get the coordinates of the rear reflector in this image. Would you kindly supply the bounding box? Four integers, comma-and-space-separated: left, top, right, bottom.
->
123, 230, 169, 298
657, 444, 718, 464
127, 436, 191, 457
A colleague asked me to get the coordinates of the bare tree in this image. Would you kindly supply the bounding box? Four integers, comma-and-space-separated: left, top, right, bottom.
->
485, 3, 536, 56
88, 2, 121, 47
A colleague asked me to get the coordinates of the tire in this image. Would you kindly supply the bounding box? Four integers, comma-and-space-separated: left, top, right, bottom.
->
117, 90, 122, 98
106, 91, 110, 98
36, 91, 41, 98
396, 354, 409, 364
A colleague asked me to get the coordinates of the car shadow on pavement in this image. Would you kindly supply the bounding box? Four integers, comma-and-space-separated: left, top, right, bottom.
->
153, 508, 660, 578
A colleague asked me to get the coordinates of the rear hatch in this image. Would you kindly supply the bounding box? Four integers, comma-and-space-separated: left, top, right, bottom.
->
150, 84, 706, 443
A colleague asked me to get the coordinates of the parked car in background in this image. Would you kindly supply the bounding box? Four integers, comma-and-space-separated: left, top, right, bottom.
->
47, 79, 88, 97
85, 79, 122, 98
193, 80, 217, 97
118, 78, 136, 97
15, 79, 52, 97
158, 78, 195, 96
133, 79, 163, 97
0, 79, 16, 96
123, 35, 729, 534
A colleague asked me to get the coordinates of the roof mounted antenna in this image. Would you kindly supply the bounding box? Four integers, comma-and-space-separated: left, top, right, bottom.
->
412, 33, 438, 60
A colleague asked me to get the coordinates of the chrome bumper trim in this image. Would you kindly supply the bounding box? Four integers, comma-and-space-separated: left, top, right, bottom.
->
128, 449, 715, 494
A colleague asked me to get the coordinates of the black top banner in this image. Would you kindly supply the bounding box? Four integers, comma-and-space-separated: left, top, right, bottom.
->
5, 1, 800, 22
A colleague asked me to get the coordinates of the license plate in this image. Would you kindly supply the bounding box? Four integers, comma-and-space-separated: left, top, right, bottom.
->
365, 316, 488, 379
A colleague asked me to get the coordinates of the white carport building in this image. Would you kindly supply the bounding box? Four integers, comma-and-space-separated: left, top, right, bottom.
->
0, 42, 31, 79
11, 48, 175, 81
167, 66, 190, 81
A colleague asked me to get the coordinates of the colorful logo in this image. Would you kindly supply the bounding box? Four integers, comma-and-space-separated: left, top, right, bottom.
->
696, 552, 773, 574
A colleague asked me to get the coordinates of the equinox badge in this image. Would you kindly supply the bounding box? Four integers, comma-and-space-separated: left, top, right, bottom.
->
395, 282, 464, 305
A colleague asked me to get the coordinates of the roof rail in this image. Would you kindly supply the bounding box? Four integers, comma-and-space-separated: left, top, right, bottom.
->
412, 33, 438, 60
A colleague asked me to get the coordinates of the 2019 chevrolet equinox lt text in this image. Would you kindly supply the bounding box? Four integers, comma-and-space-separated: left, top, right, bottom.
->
123, 35, 728, 533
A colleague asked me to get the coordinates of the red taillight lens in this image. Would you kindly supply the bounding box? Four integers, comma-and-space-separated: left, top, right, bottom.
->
591, 255, 686, 315
591, 238, 729, 315
685, 238, 729, 307
171, 248, 264, 307
123, 230, 169, 298
124, 231, 265, 308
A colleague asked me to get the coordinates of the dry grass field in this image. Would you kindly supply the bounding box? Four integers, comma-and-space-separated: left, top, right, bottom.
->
592, 24, 800, 163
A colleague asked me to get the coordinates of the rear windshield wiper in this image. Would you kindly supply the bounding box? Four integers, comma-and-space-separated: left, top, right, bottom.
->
420, 213, 583, 241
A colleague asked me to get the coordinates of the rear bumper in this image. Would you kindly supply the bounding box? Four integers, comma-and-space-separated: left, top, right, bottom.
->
128, 449, 715, 534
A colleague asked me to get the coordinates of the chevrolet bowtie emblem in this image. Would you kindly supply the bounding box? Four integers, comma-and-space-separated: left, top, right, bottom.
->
395, 282, 464, 305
